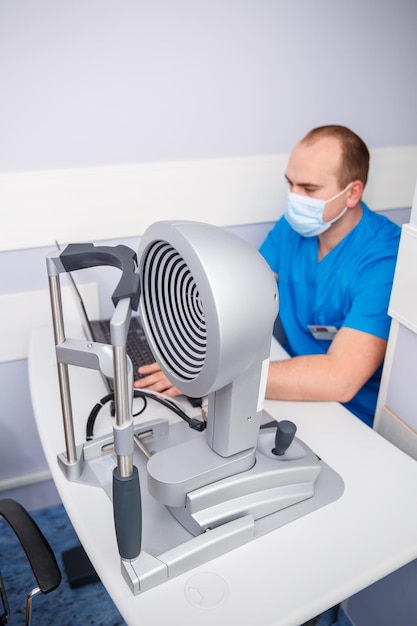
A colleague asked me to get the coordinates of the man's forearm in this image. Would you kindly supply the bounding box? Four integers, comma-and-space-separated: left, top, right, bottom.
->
266, 355, 354, 403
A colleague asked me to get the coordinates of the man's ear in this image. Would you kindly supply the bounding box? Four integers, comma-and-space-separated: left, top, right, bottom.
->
347, 180, 363, 207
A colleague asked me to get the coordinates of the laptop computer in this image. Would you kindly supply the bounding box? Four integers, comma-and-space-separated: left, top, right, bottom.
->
59, 244, 201, 407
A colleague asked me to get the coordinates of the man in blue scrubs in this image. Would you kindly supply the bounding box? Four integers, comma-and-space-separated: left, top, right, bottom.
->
259, 125, 400, 626
259, 125, 400, 428
136, 125, 400, 431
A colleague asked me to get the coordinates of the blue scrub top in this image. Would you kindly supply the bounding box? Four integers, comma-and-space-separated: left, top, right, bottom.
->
259, 202, 401, 426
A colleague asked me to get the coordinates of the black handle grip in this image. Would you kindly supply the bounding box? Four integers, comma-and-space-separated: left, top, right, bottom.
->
272, 420, 297, 456
112, 466, 142, 559
60, 243, 140, 310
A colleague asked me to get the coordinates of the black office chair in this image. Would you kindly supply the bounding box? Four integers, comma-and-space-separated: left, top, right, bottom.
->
0, 499, 61, 626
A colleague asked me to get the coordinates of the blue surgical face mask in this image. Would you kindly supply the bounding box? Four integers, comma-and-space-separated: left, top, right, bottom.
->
285, 183, 352, 237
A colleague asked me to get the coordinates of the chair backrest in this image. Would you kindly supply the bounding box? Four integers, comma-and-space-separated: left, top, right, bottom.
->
0, 499, 61, 626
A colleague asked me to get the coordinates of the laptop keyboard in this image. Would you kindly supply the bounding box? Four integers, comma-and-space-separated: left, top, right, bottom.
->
90, 317, 202, 407
92, 318, 154, 381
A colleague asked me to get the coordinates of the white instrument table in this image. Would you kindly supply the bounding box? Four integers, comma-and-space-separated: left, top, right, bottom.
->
29, 326, 417, 626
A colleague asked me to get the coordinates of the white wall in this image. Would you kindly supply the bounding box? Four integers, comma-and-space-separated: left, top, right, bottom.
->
1, 0, 417, 251
1, 0, 417, 173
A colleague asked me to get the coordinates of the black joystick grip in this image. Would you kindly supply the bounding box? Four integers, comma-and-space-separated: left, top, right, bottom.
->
272, 420, 297, 456
113, 466, 142, 559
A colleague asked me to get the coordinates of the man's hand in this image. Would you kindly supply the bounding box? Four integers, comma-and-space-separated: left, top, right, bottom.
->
134, 362, 182, 397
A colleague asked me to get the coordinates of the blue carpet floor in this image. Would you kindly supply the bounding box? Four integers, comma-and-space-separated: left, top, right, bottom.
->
0, 503, 127, 625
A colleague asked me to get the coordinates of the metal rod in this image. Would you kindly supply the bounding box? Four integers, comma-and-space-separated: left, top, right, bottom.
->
48, 274, 77, 464
25, 586, 41, 626
133, 432, 153, 460
113, 343, 133, 477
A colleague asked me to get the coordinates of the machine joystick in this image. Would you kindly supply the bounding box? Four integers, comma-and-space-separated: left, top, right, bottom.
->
272, 420, 297, 456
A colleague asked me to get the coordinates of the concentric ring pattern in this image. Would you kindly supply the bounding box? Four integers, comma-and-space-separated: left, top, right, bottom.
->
140, 240, 207, 380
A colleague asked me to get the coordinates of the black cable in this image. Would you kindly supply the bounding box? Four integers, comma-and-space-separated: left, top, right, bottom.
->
133, 395, 147, 418
86, 393, 115, 440
132, 390, 206, 432
133, 390, 191, 423
85, 389, 205, 441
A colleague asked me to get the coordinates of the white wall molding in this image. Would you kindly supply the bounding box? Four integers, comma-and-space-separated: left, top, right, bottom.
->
1, 146, 417, 252
0, 469, 52, 493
